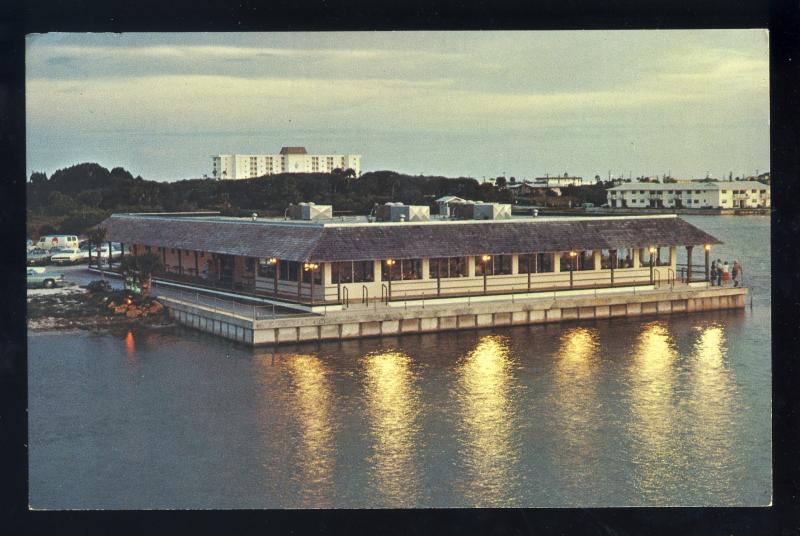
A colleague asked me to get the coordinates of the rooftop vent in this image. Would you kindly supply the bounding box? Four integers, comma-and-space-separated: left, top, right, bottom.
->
286, 202, 333, 220
375, 202, 431, 222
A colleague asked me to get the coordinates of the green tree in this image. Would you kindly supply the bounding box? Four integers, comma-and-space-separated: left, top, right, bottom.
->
87, 226, 107, 269
120, 253, 164, 297
495, 176, 507, 189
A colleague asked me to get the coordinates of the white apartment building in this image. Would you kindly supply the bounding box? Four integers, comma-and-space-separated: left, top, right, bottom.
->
607, 181, 770, 209
534, 174, 584, 187
212, 147, 361, 180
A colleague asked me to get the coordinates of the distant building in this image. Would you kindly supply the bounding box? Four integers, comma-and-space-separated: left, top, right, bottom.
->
607, 181, 770, 209
534, 173, 583, 187
435, 196, 467, 217
212, 147, 361, 180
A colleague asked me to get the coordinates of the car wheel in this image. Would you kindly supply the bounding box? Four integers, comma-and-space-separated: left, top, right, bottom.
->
43, 279, 55, 289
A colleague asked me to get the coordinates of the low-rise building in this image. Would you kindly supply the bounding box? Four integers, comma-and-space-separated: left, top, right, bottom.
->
607, 181, 770, 209
100, 210, 720, 306
212, 147, 361, 180
534, 174, 584, 187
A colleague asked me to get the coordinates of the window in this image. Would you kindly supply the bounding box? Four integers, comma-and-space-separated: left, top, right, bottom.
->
382, 259, 422, 281
600, 249, 613, 269
279, 260, 299, 281
475, 255, 512, 276
721, 190, 728, 193
430, 257, 468, 278
576, 250, 594, 271
302, 265, 322, 284
257, 260, 276, 278
518, 253, 554, 273
615, 248, 634, 268
332, 261, 374, 283
244, 258, 255, 272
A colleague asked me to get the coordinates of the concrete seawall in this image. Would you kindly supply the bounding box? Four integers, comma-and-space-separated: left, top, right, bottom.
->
161, 285, 748, 346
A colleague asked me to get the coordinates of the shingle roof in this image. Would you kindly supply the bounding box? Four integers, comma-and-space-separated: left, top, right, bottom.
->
100, 214, 721, 262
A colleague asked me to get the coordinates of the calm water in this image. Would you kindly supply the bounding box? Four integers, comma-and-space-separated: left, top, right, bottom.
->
28, 216, 771, 508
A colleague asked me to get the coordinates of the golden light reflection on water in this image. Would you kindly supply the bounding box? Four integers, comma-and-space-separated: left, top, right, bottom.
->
363, 350, 421, 506
687, 324, 738, 497
455, 335, 518, 507
124, 330, 135, 361
285, 354, 335, 507
552, 327, 600, 488
627, 321, 683, 499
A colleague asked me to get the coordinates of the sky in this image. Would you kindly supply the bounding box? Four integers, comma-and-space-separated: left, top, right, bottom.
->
26, 31, 770, 182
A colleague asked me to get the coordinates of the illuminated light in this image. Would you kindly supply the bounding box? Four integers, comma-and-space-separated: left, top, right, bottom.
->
267, 257, 278, 265
363, 350, 421, 506
385, 258, 396, 266
481, 254, 491, 262
704, 244, 711, 251
569, 250, 577, 257
649, 246, 657, 254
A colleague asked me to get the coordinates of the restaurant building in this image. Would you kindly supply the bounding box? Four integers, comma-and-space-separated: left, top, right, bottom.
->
99, 207, 721, 307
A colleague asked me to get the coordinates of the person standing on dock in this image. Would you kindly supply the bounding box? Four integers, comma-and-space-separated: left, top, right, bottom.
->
732, 260, 742, 287
710, 260, 718, 286
716, 259, 723, 287
721, 261, 730, 287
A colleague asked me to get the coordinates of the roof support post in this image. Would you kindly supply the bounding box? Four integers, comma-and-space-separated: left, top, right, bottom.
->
436, 258, 441, 297
686, 246, 693, 283
177, 249, 182, 276
527, 254, 532, 292
275, 260, 279, 295
297, 263, 302, 300
194, 251, 199, 278
610, 249, 616, 286
705, 246, 710, 282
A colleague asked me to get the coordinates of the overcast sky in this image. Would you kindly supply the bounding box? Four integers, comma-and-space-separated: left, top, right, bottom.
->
26, 31, 769, 181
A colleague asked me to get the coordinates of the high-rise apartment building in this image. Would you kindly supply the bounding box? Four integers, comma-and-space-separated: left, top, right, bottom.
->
211, 147, 361, 180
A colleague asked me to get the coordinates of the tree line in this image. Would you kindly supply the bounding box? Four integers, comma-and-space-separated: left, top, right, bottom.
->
27, 163, 519, 237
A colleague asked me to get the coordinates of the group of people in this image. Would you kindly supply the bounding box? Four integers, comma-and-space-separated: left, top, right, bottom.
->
710, 259, 744, 287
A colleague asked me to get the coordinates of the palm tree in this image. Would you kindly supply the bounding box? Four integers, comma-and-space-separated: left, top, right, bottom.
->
120, 253, 164, 298
87, 226, 107, 271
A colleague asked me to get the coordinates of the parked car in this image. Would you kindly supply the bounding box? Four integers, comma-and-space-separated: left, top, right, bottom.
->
27, 239, 35, 252
26, 248, 53, 266
51, 247, 90, 265
27, 267, 64, 289
93, 243, 124, 261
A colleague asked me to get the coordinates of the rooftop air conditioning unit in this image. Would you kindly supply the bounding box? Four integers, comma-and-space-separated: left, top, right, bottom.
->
287, 203, 333, 220
375, 203, 431, 222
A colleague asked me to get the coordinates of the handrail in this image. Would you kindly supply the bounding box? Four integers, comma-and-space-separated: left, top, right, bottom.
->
342, 286, 349, 308
381, 283, 389, 304
652, 268, 662, 288
667, 268, 675, 288
362, 285, 369, 304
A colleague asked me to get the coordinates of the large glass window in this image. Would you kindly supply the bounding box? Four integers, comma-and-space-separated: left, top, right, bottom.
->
576, 250, 595, 271
600, 249, 613, 269
382, 259, 422, 281
333, 261, 374, 283
302, 264, 322, 284
518, 253, 554, 273
257, 260, 276, 278
353, 261, 374, 282
279, 260, 299, 281
475, 255, 512, 276
430, 257, 468, 278
615, 248, 634, 268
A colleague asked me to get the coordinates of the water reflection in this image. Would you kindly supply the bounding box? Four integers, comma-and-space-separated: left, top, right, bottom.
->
285, 354, 335, 507
124, 331, 136, 361
551, 327, 601, 492
627, 321, 683, 500
687, 324, 739, 501
362, 350, 421, 506
454, 335, 519, 506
